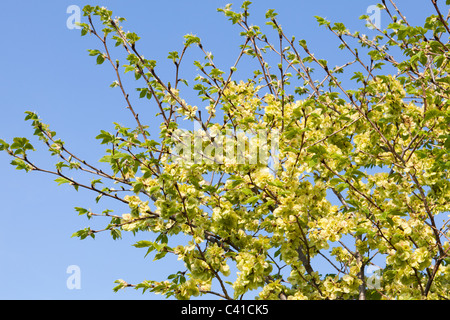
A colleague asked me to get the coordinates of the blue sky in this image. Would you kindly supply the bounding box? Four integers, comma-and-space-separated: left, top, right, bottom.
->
0, 0, 435, 299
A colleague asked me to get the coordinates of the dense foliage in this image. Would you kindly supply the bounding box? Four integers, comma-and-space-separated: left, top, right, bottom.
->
1, 1, 449, 299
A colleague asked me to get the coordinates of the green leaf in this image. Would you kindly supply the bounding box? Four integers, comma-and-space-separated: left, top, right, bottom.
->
230, 176, 245, 188
24, 111, 39, 121
167, 51, 179, 61
315, 16, 330, 27
350, 71, 365, 83
96, 130, 115, 144
133, 240, 159, 258
74, 207, 89, 216
133, 240, 154, 248
210, 68, 225, 79
154, 251, 168, 261
184, 34, 201, 47
139, 88, 148, 99
298, 39, 307, 49
10, 137, 34, 152
265, 9, 278, 19
167, 273, 177, 280
112, 280, 127, 292
91, 178, 102, 188
96, 54, 105, 65
133, 181, 144, 193
318, 59, 328, 67
55, 177, 70, 186
328, 178, 343, 186
423, 109, 444, 123
87, 49, 101, 56
78, 22, 90, 36
124, 65, 135, 73
388, 208, 407, 217
331, 22, 346, 33
241, 1, 252, 10
334, 182, 349, 192
244, 195, 260, 205
111, 152, 132, 160
436, 76, 450, 85
110, 229, 122, 240
55, 162, 68, 171
71, 227, 94, 240
359, 14, 369, 20
98, 155, 112, 163
95, 193, 103, 203
11, 159, 32, 172
0, 139, 9, 151
444, 135, 450, 149
149, 185, 160, 194
143, 140, 160, 149
126, 32, 140, 43
307, 144, 327, 156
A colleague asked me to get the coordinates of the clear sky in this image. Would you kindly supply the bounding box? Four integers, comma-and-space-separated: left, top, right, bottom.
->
0, 0, 434, 299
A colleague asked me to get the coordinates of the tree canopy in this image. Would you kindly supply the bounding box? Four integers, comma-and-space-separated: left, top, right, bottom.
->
1, 1, 449, 300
